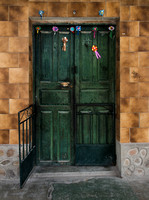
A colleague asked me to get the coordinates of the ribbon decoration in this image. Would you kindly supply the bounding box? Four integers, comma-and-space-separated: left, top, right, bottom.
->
62, 37, 68, 51
99, 10, 104, 16
70, 27, 75, 33
52, 26, 59, 35
76, 26, 81, 35
39, 10, 44, 19
36, 26, 41, 34
92, 45, 101, 59
92, 27, 98, 39
108, 26, 115, 39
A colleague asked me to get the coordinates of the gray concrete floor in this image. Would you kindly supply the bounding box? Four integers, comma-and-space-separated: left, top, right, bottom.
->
0, 176, 149, 200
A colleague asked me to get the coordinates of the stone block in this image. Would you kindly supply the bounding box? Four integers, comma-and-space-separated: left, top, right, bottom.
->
0, 38, 9, 52
9, 68, 29, 83
19, 84, 29, 99
138, 0, 149, 5
139, 82, 149, 97
140, 22, 149, 36
9, 37, 28, 53
130, 98, 148, 112
120, 52, 138, 68
120, 82, 138, 98
9, 99, 29, 114
48, 3, 68, 17
120, 22, 139, 37
120, 113, 139, 128
9, 129, 18, 144
0, 6, 8, 21
7, 149, 15, 157
0, 53, 18, 68
87, 2, 105, 17
139, 52, 149, 67
0, 130, 9, 144
0, 84, 19, 98
0, 22, 18, 37
69, 3, 87, 17
106, 2, 120, 17
120, 68, 129, 82
130, 128, 149, 142
29, 2, 48, 17
18, 22, 29, 37
120, 128, 130, 143
0, 99, 9, 114
19, 53, 29, 68
120, 37, 129, 52
9, 6, 28, 21
0, 68, 9, 83
0, 115, 18, 129
120, 98, 130, 113
130, 6, 149, 21
130, 37, 149, 51
121, 0, 138, 5
120, 6, 130, 21
140, 113, 149, 127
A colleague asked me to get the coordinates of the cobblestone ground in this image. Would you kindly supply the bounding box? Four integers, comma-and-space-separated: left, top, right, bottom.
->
1, 177, 149, 200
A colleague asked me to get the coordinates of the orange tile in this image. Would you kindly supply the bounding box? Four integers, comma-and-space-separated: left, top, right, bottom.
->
0, 84, 19, 98
19, 84, 29, 99
139, 82, 149, 97
130, 37, 149, 52
29, 2, 48, 17
10, 99, 29, 114
120, 22, 139, 37
48, 3, 68, 17
120, 98, 130, 113
18, 22, 29, 37
0, 53, 18, 68
120, 128, 130, 143
0, 22, 18, 37
0, 99, 9, 114
9, 37, 28, 53
140, 22, 149, 36
121, 113, 139, 128
0, 68, 9, 83
140, 113, 149, 127
120, 82, 138, 98
130, 6, 149, 21
9, 6, 28, 21
9, 129, 18, 144
0, 114, 18, 129
106, 2, 120, 17
0, 6, 8, 21
0, 38, 9, 52
87, 2, 105, 17
68, 3, 86, 17
121, 0, 138, 5
120, 67, 129, 82
120, 6, 130, 21
0, 130, 9, 144
120, 52, 138, 68
9, 68, 29, 83
130, 98, 148, 112
139, 52, 149, 67
19, 53, 29, 68
120, 37, 129, 52
130, 128, 149, 142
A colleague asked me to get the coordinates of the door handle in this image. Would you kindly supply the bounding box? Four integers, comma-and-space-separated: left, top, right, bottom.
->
60, 82, 71, 88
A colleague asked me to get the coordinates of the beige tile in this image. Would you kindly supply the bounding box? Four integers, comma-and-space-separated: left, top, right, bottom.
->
0, 68, 9, 83
87, 2, 105, 17
120, 37, 129, 52
48, 3, 68, 17
120, 67, 129, 82
121, 113, 139, 128
0, 22, 18, 37
120, 128, 130, 143
0, 38, 9, 52
0, 6, 8, 21
9, 68, 29, 83
9, 6, 28, 21
140, 22, 149, 36
10, 99, 29, 114
139, 52, 149, 67
106, 2, 120, 17
130, 98, 148, 112
120, 98, 130, 113
120, 52, 138, 68
19, 53, 29, 68
120, 6, 130, 21
9, 37, 28, 52
19, 84, 29, 99
0, 114, 18, 129
139, 82, 149, 97
0, 99, 9, 114
18, 22, 29, 37
9, 129, 18, 144
130, 128, 149, 142
130, 6, 149, 21
120, 22, 139, 37
140, 113, 149, 127
120, 82, 138, 98
0, 53, 18, 68
0, 83, 19, 98
130, 37, 149, 52
0, 130, 9, 144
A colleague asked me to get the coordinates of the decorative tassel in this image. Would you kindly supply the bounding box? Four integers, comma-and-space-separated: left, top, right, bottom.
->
92, 27, 98, 39
92, 45, 101, 59
76, 26, 81, 35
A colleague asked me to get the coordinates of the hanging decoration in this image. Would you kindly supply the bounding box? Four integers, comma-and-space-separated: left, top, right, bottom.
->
108, 26, 115, 39
76, 26, 81, 35
99, 9, 104, 16
70, 27, 75, 33
36, 26, 41, 34
92, 45, 101, 59
52, 26, 59, 35
92, 27, 98, 39
39, 10, 44, 20
62, 37, 68, 51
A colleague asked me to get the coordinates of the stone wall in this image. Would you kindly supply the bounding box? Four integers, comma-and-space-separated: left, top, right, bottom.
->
0, 0, 148, 178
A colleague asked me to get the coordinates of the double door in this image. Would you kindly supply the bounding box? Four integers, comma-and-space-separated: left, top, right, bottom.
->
34, 24, 116, 166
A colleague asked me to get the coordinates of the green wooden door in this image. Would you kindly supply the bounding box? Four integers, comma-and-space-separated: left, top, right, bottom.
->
34, 24, 115, 166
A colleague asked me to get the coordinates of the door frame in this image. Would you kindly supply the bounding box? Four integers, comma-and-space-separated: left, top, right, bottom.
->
29, 17, 120, 165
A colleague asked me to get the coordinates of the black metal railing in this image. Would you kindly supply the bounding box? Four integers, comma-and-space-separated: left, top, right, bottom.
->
18, 104, 36, 188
